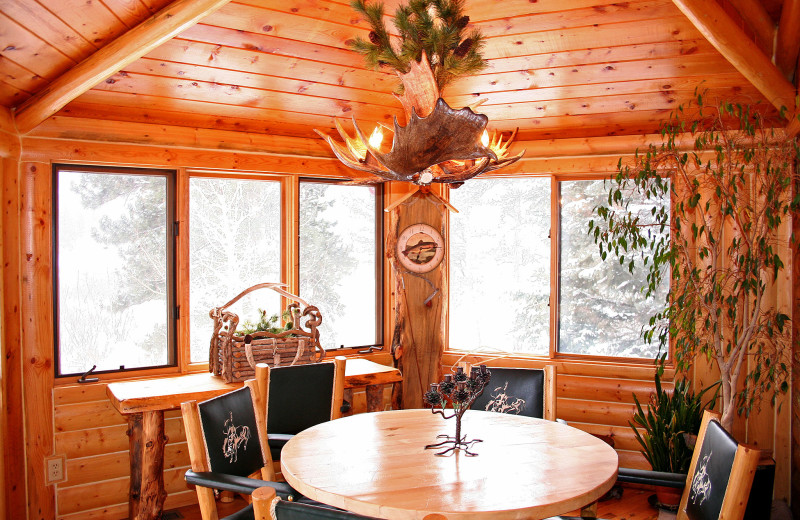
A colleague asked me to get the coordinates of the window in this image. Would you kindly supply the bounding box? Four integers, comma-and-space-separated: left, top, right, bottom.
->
54, 166, 385, 375
448, 176, 668, 360
299, 181, 383, 349
188, 176, 282, 363
53, 165, 176, 375
449, 177, 551, 355
558, 179, 668, 358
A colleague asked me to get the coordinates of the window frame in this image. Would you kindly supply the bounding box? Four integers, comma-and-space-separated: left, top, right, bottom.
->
446, 172, 669, 364
297, 177, 385, 352
184, 171, 286, 366
52, 164, 179, 378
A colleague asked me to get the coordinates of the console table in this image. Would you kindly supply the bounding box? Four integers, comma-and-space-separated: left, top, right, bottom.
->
107, 358, 401, 520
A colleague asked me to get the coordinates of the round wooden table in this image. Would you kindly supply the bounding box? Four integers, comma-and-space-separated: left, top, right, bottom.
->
280, 409, 618, 520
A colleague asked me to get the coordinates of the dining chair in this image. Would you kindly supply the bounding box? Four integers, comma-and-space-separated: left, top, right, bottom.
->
469, 365, 556, 421
259, 358, 346, 466
181, 378, 305, 520
549, 410, 761, 520
252, 486, 381, 519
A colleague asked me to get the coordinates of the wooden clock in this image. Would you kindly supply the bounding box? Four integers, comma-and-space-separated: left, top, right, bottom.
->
396, 223, 445, 273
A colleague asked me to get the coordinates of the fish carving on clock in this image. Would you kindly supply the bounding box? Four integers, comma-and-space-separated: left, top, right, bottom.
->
397, 224, 445, 274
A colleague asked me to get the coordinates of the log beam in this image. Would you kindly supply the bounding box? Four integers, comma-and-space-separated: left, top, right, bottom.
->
671, 0, 799, 136
727, 0, 776, 56
12, 0, 232, 134
776, 0, 800, 80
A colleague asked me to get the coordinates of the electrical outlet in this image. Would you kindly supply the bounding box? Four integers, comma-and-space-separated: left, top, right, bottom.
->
46, 456, 65, 484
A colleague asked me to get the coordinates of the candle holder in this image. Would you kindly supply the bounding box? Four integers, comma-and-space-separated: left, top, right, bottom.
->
423, 365, 491, 456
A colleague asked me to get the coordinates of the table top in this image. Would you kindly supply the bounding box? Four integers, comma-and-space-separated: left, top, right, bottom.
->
106, 358, 401, 414
280, 409, 619, 520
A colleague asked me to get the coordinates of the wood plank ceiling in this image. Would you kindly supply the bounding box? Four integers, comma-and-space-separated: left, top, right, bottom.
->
0, 0, 794, 143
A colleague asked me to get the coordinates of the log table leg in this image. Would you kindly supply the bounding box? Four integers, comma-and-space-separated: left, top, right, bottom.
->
365, 384, 384, 412
127, 411, 168, 520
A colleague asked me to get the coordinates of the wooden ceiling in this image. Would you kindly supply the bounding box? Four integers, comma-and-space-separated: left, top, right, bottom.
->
1, 0, 797, 143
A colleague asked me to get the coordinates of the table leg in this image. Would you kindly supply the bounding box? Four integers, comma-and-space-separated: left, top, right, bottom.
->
579, 500, 598, 519
127, 411, 168, 520
366, 384, 383, 412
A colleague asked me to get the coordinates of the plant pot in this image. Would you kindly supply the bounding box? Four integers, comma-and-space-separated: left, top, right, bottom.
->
655, 486, 682, 509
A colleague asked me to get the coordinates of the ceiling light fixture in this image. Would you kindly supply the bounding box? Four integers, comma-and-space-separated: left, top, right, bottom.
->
315, 0, 524, 210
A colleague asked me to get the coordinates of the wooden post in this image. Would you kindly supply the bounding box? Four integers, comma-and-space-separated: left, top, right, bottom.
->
252, 486, 277, 520
127, 411, 167, 520
331, 356, 346, 420
391, 185, 447, 409
181, 401, 218, 518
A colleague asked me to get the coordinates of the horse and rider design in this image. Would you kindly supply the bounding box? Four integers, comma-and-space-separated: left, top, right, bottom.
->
222, 411, 251, 463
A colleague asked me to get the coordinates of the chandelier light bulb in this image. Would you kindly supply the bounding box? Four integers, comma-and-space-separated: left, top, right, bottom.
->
481, 129, 489, 147
369, 127, 384, 149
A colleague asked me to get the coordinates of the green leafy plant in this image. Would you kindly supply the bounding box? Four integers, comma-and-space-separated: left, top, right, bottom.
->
630, 360, 718, 473
590, 90, 799, 431
349, 0, 487, 92
237, 308, 294, 336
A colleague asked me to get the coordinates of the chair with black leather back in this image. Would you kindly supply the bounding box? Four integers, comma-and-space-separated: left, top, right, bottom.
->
469, 365, 556, 421
548, 410, 761, 520
181, 377, 303, 520
261, 357, 346, 466
676, 409, 760, 520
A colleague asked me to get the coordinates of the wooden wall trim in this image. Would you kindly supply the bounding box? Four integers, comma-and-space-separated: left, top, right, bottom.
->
19, 137, 366, 179
29, 116, 696, 161
28, 116, 335, 158
21, 161, 55, 520
1, 106, 24, 518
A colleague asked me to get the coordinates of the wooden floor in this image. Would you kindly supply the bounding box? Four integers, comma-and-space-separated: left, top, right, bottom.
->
171, 487, 666, 520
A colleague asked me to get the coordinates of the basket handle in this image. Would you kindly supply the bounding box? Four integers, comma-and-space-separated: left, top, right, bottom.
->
217, 283, 310, 312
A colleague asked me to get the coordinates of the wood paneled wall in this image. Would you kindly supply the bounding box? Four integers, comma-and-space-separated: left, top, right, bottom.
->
0, 115, 795, 518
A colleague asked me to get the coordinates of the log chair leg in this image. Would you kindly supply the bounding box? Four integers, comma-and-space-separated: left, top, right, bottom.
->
365, 384, 383, 412
127, 411, 168, 520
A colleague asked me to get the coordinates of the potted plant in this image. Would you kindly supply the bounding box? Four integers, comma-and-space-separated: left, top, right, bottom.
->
630, 359, 718, 507
589, 91, 799, 431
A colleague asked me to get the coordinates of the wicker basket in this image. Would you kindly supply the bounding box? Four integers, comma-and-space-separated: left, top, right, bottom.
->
209, 283, 326, 382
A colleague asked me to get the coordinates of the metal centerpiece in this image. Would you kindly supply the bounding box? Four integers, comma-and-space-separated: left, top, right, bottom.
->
423, 364, 491, 456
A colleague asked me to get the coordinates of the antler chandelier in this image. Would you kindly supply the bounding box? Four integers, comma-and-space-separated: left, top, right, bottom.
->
315, 0, 524, 191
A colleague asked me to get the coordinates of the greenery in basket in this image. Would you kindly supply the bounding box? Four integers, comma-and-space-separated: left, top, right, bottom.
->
237, 309, 295, 336
630, 359, 718, 474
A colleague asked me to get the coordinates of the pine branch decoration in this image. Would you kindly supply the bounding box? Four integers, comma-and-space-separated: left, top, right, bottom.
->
349, 0, 487, 92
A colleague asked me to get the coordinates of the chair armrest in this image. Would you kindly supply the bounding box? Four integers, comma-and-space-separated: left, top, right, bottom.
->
185, 470, 301, 499
268, 433, 294, 448
616, 467, 686, 488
